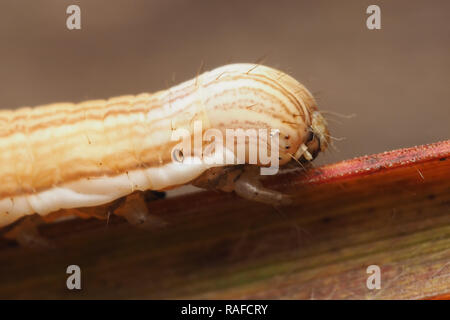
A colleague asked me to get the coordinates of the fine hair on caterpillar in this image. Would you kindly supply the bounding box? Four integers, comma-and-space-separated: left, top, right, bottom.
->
319, 111, 355, 153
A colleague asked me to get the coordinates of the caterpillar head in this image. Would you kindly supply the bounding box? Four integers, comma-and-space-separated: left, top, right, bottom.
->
299, 110, 330, 162
250, 64, 330, 165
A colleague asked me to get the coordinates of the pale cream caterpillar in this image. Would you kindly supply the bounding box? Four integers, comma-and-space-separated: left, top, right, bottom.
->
0, 64, 329, 245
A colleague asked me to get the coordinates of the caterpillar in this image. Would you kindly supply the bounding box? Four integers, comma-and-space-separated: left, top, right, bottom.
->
0, 63, 329, 244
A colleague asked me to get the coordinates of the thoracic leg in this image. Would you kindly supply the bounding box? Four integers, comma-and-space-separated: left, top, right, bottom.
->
192, 165, 292, 206
234, 166, 292, 206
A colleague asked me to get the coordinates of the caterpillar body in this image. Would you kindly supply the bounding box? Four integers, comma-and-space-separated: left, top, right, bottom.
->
0, 64, 329, 232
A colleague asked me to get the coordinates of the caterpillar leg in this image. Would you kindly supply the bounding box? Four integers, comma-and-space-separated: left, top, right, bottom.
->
61, 190, 166, 228
192, 165, 292, 206
234, 166, 292, 206
67, 190, 167, 228
3, 191, 166, 248
114, 191, 167, 229
3, 214, 52, 249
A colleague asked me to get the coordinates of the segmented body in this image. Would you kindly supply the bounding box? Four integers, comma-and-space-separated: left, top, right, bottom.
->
0, 64, 327, 228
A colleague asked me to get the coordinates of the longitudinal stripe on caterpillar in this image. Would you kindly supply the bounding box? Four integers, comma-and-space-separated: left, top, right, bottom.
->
0, 63, 329, 234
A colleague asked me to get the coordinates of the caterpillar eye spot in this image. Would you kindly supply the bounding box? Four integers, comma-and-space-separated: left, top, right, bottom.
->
172, 149, 184, 163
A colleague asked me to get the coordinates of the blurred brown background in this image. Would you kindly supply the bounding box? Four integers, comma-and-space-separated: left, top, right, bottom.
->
0, 0, 448, 166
